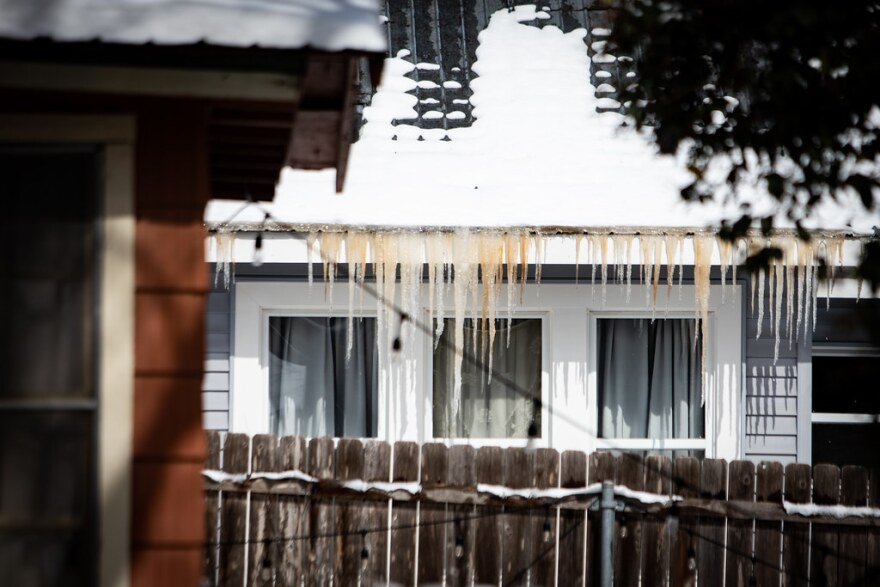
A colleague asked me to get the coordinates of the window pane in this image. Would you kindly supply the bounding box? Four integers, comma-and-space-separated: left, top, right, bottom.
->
813, 423, 880, 468
812, 356, 880, 414
0, 149, 96, 399
0, 412, 95, 586
268, 317, 378, 438
598, 318, 703, 439
433, 318, 542, 439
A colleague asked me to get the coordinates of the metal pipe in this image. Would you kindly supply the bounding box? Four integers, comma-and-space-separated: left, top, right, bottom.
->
600, 480, 615, 587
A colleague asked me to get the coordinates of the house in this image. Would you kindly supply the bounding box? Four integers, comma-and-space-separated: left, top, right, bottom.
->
0, 0, 384, 585
202, 2, 880, 474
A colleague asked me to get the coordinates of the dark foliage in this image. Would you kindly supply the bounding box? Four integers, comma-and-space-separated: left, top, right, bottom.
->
604, 0, 880, 289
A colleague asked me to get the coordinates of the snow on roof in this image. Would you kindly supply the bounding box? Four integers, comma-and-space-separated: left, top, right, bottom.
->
0, 0, 386, 53
205, 5, 879, 234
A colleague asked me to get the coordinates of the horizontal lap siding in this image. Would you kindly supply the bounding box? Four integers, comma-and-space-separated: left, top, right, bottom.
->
744, 287, 806, 463
203, 287, 231, 431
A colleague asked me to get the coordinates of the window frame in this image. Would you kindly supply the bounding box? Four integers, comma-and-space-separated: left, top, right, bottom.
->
0, 114, 136, 587
423, 310, 550, 448
589, 311, 710, 453
262, 309, 380, 438
233, 279, 742, 459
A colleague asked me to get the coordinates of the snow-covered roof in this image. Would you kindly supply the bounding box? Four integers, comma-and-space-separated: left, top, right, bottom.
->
205, 4, 879, 234
0, 0, 386, 53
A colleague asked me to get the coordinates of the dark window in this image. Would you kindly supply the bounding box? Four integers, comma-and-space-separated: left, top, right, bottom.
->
0, 146, 99, 586
811, 352, 880, 468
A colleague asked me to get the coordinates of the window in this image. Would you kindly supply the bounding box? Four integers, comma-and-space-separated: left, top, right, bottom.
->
432, 318, 542, 439
232, 281, 740, 458
0, 146, 99, 585
596, 318, 704, 443
268, 316, 378, 437
811, 349, 880, 468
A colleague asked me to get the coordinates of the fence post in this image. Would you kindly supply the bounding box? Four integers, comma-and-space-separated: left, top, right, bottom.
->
600, 480, 615, 587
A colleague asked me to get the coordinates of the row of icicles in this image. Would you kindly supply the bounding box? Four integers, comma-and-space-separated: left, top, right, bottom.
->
213, 229, 850, 414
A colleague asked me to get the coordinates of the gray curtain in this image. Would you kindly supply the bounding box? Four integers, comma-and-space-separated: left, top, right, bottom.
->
268, 317, 378, 437
433, 318, 542, 438
598, 318, 703, 439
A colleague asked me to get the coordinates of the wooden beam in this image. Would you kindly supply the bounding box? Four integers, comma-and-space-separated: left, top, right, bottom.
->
286, 110, 341, 168
0, 61, 301, 102
335, 57, 358, 193
203, 478, 880, 528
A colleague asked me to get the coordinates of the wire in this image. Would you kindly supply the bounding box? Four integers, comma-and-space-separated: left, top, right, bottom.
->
203, 499, 548, 548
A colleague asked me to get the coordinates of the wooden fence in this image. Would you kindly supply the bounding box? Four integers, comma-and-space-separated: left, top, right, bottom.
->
202, 432, 880, 586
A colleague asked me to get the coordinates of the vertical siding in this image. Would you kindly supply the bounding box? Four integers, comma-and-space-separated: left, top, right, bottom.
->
203, 285, 231, 431
743, 287, 807, 464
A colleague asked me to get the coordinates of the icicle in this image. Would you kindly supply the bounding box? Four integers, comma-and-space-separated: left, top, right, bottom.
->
796, 240, 810, 341
718, 239, 731, 303
452, 229, 474, 420
213, 231, 235, 289
785, 239, 796, 347
773, 253, 784, 363
756, 267, 766, 339
611, 234, 625, 285
600, 235, 609, 305
347, 234, 356, 361
574, 233, 584, 286
534, 230, 544, 286
825, 238, 844, 309
426, 232, 444, 346
639, 236, 653, 307
731, 238, 741, 300
505, 233, 519, 347
320, 232, 344, 303
693, 236, 713, 405
664, 234, 681, 315
651, 236, 663, 314
625, 235, 635, 302
306, 232, 317, 287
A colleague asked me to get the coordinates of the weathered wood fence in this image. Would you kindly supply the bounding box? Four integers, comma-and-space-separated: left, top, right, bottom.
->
203, 432, 880, 586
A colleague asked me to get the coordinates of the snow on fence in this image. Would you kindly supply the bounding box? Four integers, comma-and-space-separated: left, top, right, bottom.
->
202, 432, 880, 586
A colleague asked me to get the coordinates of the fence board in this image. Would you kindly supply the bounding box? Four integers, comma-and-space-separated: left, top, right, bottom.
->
418, 443, 448, 585
782, 463, 810, 587
203, 431, 222, 587
726, 460, 756, 587
248, 435, 278, 586
670, 457, 699, 587
558, 450, 588, 587
501, 447, 533, 585
838, 465, 868, 584
810, 464, 840, 587
203, 437, 880, 586
307, 437, 336, 586
218, 433, 249, 587
755, 461, 783, 587
389, 441, 418, 585
474, 446, 503, 585
642, 455, 671, 587
868, 468, 880, 584
531, 448, 560, 587
363, 440, 391, 587
446, 445, 475, 587
278, 435, 307, 586
336, 438, 365, 586
586, 452, 616, 587
617, 453, 644, 587
697, 459, 726, 587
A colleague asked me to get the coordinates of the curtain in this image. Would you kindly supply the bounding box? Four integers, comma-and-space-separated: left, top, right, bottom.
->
598, 318, 703, 439
268, 317, 378, 437
433, 318, 542, 438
